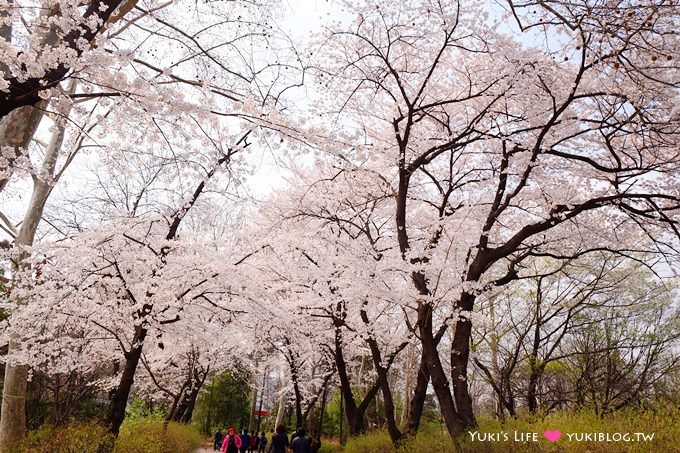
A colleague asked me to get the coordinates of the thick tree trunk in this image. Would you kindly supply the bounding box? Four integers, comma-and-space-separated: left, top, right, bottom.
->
0, 104, 47, 193
333, 326, 379, 436
165, 390, 184, 422
359, 308, 402, 443
0, 353, 28, 447
417, 304, 465, 438
107, 326, 147, 436
450, 292, 477, 429
178, 382, 202, 423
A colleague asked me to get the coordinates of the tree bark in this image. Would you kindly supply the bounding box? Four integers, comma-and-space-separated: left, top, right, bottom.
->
106, 326, 147, 436
450, 291, 477, 429
0, 88, 72, 447
359, 307, 402, 443
274, 375, 286, 429
178, 378, 203, 423
0, 104, 47, 193
248, 386, 258, 431
333, 326, 380, 436
418, 303, 465, 438
0, 347, 28, 447
404, 355, 429, 434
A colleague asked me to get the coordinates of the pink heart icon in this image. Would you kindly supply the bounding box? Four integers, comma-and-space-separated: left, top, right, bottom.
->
544, 430, 561, 443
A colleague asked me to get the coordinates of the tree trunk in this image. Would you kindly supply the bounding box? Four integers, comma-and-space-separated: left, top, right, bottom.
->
179, 382, 202, 423
0, 352, 28, 447
376, 371, 400, 442
317, 382, 328, 437
106, 326, 147, 436
291, 369, 303, 429
418, 303, 465, 439
527, 364, 540, 413
166, 390, 184, 422
274, 372, 286, 429
400, 345, 415, 429
0, 104, 47, 193
249, 386, 258, 431
404, 355, 429, 434
0, 92, 71, 447
359, 307, 402, 443
333, 326, 380, 436
450, 292, 477, 429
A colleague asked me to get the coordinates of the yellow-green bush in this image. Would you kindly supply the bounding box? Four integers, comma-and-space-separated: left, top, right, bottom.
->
5, 421, 115, 453
342, 431, 392, 453
114, 418, 202, 453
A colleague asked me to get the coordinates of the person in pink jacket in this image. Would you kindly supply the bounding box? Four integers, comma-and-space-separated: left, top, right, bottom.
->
220, 427, 242, 453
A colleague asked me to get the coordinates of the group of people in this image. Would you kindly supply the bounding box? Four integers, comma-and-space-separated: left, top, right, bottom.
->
214, 425, 321, 453
214, 428, 267, 453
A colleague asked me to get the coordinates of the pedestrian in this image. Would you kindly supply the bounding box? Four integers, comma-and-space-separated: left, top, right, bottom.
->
267, 425, 289, 453
257, 431, 267, 453
290, 427, 310, 453
290, 426, 302, 442
220, 427, 242, 453
214, 428, 224, 451
249, 430, 258, 452
309, 430, 321, 453
239, 429, 251, 453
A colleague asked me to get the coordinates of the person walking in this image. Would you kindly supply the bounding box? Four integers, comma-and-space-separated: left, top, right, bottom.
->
290, 427, 311, 453
220, 427, 242, 453
249, 430, 258, 452
239, 429, 251, 453
214, 429, 224, 451
257, 432, 267, 453
267, 425, 289, 453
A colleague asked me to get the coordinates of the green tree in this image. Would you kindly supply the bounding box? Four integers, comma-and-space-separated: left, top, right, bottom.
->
193, 367, 252, 435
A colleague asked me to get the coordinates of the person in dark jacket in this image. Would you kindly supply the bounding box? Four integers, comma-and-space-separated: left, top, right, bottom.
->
290, 427, 311, 453
267, 425, 289, 453
239, 429, 251, 453
257, 431, 267, 453
214, 429, 224, 451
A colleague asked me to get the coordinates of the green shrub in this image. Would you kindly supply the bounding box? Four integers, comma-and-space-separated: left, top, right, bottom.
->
114, 418, 202, 453
5, 421, 115, 453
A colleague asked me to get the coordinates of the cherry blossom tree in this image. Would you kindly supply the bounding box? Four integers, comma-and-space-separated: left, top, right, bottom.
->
308, 0, 680, 438
0, 0, 301, 444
